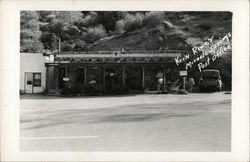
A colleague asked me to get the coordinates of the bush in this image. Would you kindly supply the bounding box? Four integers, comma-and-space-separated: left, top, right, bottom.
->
39, 32, 58, 50
115, 19, 126, 33
124, 13, 144, 32
20, 39, 44, 53
61, 82, 82, 96
115, 13, 144, 33
61, 40, 75, 52
84, 25, 107, 43
143, 11, 165, 27
74, 39, 87, 51
63, 25, 81, 38
81, 13, 98, 27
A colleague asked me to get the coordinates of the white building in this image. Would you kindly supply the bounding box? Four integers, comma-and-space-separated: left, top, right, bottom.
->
20, 53, 53, 94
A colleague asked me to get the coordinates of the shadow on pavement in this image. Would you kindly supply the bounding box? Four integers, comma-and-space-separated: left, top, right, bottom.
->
21, 102, 210, 130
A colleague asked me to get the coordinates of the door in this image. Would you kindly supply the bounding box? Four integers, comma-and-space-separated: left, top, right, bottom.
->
25, 72, 33, 93
144, 65, 163, 91
125, 66, 143, 91
105, 66, 122, 93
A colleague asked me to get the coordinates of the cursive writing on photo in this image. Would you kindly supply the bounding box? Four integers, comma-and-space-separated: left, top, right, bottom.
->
175, 32, 232, 72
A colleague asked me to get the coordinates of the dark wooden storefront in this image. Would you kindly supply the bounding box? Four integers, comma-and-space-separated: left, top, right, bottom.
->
45, 51, 185, 94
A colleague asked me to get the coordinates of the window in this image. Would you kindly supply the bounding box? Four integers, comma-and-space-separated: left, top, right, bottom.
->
26, 73, 33, 85
33, 73, 41, 87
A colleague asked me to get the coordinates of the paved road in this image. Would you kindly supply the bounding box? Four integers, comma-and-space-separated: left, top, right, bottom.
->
20, 92, 231, 151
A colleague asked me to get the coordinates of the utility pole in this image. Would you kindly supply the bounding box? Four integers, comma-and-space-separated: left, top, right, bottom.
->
58, 37, 61, 53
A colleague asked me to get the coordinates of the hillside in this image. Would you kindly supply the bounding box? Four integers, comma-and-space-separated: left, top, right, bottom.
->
20, 11, 232, 87
89, 12, 232, 51
20, 11, 232, 52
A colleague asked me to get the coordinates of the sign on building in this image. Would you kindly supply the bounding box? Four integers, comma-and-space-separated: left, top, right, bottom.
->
63, 77, 69, 81
180, 71, 187, 76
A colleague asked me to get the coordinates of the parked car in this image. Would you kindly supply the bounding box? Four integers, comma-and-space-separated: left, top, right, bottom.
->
199, 69, 222, 92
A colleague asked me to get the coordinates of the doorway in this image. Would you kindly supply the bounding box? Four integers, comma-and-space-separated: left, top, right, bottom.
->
125, 66, 143, 91
105, 66, 122, 93
144, 66, 163, 91
24, 72, 42, 93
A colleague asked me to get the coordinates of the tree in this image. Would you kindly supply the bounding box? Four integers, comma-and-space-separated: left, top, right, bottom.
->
84, 25, 107, 43
38, 11, 84, 51
96, 12, 124, 33
20, 11, 43, 52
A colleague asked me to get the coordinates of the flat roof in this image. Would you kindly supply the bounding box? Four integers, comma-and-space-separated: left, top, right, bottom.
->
55, 53, 182, 58
53, 49, 186, 55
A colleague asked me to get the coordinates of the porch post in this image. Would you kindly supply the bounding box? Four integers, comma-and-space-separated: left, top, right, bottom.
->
163, 65, 166, 93
122, 64, 125, 88
51, 66, 55, 89
45, 65, 49, 91
142, 65, 145, 90
65, 66, 68, 77
54, 66, 59, 89
84, 67, 87, 85
103, 66, 106, 93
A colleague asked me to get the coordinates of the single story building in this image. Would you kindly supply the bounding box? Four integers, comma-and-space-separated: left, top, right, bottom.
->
20, 53, 53, 94
45, 50, 186, 94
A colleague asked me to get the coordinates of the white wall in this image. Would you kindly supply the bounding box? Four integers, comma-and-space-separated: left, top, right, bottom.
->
20, 53, 46, 93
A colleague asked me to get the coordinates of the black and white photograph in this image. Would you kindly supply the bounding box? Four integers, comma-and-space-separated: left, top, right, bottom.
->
0, 0, 249, 161
20, 10, 232, 152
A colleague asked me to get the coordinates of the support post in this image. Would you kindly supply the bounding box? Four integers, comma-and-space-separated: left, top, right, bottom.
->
65, 66, 68, 77
122, 64, 125, 88
163, 66, 166, 93
103, 67, 106, 93
84, 67, 87, 85
45, 66, 49, 91
142, 66, 145, 90
55, 66, 59, 89
183, 76, 186, 90
51, 66, 55, 89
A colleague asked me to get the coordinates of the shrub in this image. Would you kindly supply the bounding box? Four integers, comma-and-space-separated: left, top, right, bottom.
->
84, 25, 107, 43
124, 13, 144, 32
20, 39, 44, 53
115, 13, 144, 33
39, 32, 58, 50
115, 19, 126, 33
74, 39, 87, 51
61, 40, 75, 52
81, 13, 98, 27
143, 11, 165, 27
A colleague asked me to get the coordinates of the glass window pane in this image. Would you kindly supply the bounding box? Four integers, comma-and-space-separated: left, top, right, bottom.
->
26, 73, 33, 85
34, 73, 41, 79
33, 80, 41, 86
33, 73, 41, 87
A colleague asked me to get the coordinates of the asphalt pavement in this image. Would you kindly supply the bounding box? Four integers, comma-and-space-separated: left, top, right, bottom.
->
20, 92, 231, 151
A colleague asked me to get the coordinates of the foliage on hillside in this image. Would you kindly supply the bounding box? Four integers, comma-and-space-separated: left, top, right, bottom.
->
20, 11, 43, 52
20, 11, 232, 87
20, 11, 232, 52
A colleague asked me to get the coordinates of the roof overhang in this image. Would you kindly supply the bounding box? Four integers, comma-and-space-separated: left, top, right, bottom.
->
51, 52, 183, 64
